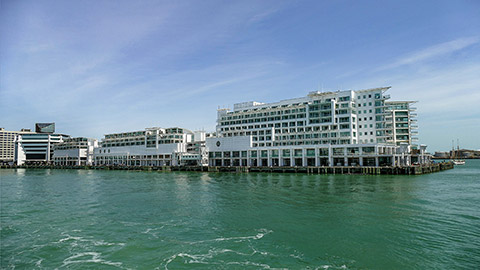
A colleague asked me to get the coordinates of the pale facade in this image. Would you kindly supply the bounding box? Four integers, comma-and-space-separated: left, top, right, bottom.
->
384, 101, 418, 147
15, 133, 70, 165
53, 137, 98, 166
0, 128, 34, 164
206, 137, 413, 167
94, 127, 207, 166
216, 87, 392, 147
209, 87, 425, 167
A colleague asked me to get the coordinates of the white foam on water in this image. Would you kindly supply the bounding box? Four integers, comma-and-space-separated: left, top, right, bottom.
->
161, 244, 281, 270
92, 240, 126, 247
226, 261, 278, 269
141, 226, 165, 238
189, 228, 273, 244
55, 233, 125, 247
57, 235, 84, 243
35, 258, 43, 267
59, 252, 124, 269
315, 265, 349, 270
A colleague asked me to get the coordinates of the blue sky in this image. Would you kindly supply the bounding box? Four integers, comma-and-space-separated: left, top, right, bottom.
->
1, 0, 479, 151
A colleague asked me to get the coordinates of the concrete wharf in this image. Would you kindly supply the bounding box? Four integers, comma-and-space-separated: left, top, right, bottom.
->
1, 162, 454, 175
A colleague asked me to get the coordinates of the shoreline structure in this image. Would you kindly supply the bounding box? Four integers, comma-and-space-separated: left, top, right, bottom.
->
6, 86, 455, 174
0, 161, 454, 175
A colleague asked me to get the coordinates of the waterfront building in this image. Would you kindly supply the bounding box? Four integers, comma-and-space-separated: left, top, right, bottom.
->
0, 128, 34, 164
207, 87, 426, 167
53, 137, 98, 166
15, 133, 70, 165
384, 101, 418, 146
94, 127, 207, 166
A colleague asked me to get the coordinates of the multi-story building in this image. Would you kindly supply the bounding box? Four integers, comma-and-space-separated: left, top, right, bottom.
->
384, 101, 418, 147
94, 127, 207, 166
15, 133, 70, 165
53, 137, 98, 166
0, 128, 34, 164
206, 87, 424, 167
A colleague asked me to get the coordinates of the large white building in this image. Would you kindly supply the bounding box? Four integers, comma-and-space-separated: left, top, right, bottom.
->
0, 128, 34, 164
15, 133, 70, 165
206, 87, 424, 167
53, 137, 98, 166
94, 127, 207, 166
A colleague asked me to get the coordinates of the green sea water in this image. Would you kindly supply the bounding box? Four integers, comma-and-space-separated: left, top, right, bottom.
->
1, 161, 479, 269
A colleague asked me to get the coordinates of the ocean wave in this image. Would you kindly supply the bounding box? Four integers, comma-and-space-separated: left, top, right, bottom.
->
188, 228, 273, 244
141, 226, 166, 238
55, 233, 125, 247
59, 252, 125, 268
159, 229, 281, 270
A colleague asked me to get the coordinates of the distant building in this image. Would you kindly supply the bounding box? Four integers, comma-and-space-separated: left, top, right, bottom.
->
433, 151, 449, 158
35, 123, 55, 134
94, 127, 207, 166
15, 133, 70, 165
0, 128, 34, 164
53, 137, 98, 166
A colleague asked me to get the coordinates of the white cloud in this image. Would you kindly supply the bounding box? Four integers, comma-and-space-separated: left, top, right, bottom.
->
377, 36, 479, 71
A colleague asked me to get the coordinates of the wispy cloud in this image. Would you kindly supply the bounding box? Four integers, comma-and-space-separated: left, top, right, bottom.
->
248, 7, 281, 24
1, 0, 479, 150
378, 36, 479, 71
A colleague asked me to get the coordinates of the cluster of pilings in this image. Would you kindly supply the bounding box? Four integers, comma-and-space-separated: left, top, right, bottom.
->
1, 162, 454, 175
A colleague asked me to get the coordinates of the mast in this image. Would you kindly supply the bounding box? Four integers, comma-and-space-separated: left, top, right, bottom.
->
452, 140, 455, 159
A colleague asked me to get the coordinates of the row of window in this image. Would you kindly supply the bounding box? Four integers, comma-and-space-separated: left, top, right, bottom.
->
252, 139, 354, 147
95, 154, 172, 159
208, 146, 380, 159
223, 107, 307, 120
